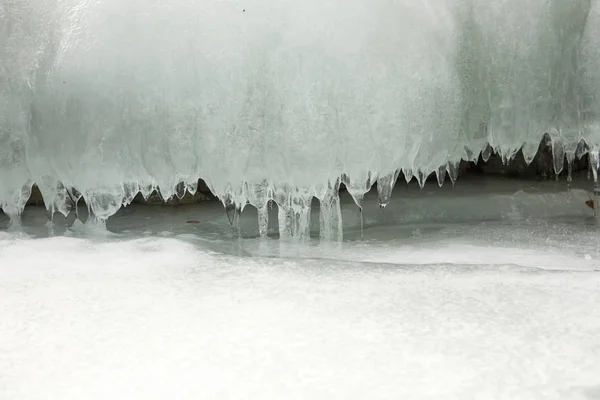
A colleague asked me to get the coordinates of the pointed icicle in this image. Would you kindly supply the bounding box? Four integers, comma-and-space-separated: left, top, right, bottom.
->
186, 180, 198, 196
446, 161, 460, 186
234, 206, 242, 238
123, 183, 139, 206
224, 197, 236, 226
463, 146, 474, 162
590, 149, 600, 222
566, 151, 575, 203
416, 170, 429, 189
552, 137, 565, 176
377, 170, 399, 209
277, 204, 293, 240
175, 182, 186, 199
37, 178, 72, 218
319, 178, 343, 242
140, 185, 156, 201
67, 188, 83, 221
435, 166, 447, 187
576, 140, 588, 160
404, 168, 413, 184
291, 191, 312, 240
0, 181, 34, 230
246, 180, 270, 239
257, 206, 269, 239
273, 185, 294, 240
481, 144, 492, 163
342, 173, 372, 238
352, 195, 364, 239
522, 141, 538, 165
342, 172, 372, 210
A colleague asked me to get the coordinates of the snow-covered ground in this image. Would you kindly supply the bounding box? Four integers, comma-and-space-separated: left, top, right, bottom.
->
1, 177, 600, 399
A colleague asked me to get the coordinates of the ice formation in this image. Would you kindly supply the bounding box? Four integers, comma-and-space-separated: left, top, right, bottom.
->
2, 0, 600, 239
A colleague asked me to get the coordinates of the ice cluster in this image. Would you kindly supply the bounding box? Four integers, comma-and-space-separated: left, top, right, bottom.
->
2, 0, 600, 239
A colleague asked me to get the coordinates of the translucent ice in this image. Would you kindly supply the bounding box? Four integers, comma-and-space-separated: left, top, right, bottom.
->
1, 0, 600, 238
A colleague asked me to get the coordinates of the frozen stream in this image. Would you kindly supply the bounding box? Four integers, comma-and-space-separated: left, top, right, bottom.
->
1, 178, 600, 399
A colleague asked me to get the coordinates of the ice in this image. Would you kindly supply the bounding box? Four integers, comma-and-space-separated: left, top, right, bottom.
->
446, 161, 460, 187
376, 171, 399, 209
317, 178, 343, 241
2, 183, 600, 399
1, 0, 600, 238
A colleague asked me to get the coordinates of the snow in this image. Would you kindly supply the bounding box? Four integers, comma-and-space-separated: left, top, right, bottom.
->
1, 179, 600, 399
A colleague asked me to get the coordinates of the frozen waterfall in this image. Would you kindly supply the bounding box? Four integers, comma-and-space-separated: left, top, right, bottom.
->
1, 0, 600, 238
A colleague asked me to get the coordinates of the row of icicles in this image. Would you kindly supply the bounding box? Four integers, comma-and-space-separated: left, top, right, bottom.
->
215, 138, 600, 241
2, 138, 600, 240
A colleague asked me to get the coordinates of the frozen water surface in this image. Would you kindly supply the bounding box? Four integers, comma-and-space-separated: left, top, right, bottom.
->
1, 179, 600, 400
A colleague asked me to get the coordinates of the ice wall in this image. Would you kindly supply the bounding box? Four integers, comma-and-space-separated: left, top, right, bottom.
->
1, 0, 600, 238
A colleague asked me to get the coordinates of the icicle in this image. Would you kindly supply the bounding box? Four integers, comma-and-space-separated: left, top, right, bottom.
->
589, 150, 600, 222
576, 140, 588, 160
85, 198, 92, 223
481, 144, 492, 163
140, 185, 156, 201
435, 166, 446, 187
463, 146, 474, 162
3, 203, 23, 231
246, 181, 270, 239
123, 183, 139, 206
234, 206, 242, 238
225, 202, 235, 226
291, 191, 312, 240
319, 178, 342, 242
37, 178, 72, 218
404, 168, 413, 183
175, 181, 186, 199
3, 182, 34, 229
273, 186, 293, 239
551, 137, 565, 176
359, 207, 364, 239
257, 205, 268, 239
566, 151, 574, 204
377, 170, 399, 209
342, 173, 372, 239
85, 189, 124, 223
522, 141, 538, 165
186, 180, 198, 196
566, 152, 574, 190
277, 206, 293, 239
416, 170, 428, 189
342, 172, 372, 209
67, 188, 83, 220
446, 161, 459, 186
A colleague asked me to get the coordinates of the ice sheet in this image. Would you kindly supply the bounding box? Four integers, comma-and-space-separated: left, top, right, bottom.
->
1, 232, 600, 400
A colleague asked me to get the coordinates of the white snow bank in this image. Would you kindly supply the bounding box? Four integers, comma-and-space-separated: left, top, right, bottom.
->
1, 234, 600, 399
